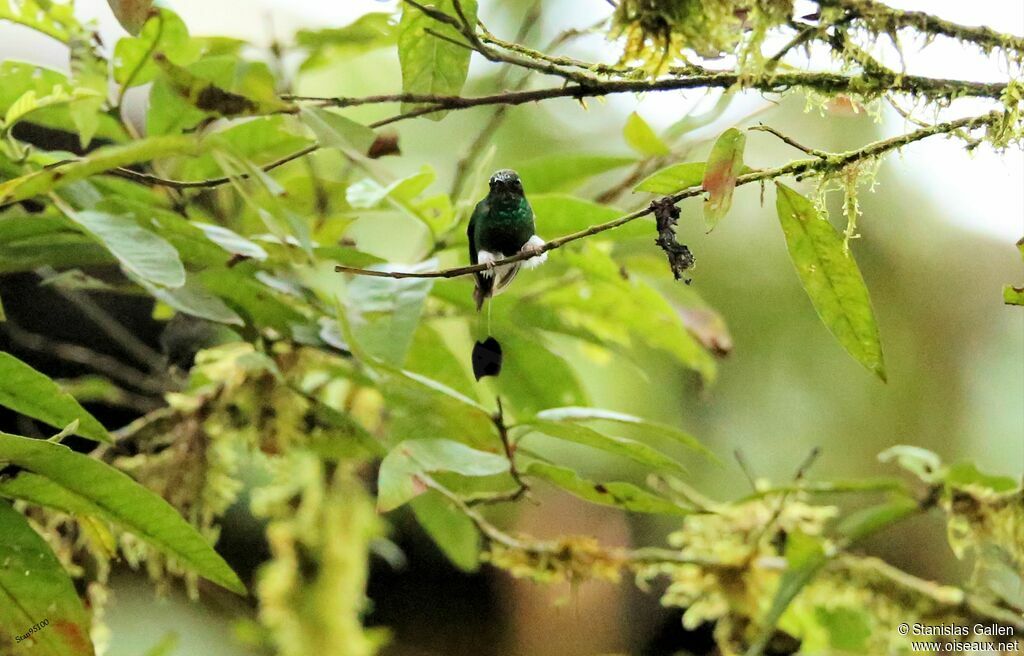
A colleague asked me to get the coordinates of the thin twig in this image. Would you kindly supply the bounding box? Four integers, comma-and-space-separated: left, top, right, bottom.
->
750, 124, 830, 159
35, 264, 167, 374
2, 320, 168, 394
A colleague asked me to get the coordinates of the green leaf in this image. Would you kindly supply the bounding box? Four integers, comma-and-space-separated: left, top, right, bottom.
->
702, 128, 745, 230
546, 246, 718, 382
488, 328, 586, 416
297, 13, 395, 71
196, 268, 304, 334
1004, 284, 1024, 306
409, 491, 480, 571
405, 323, 479, 400
528, 194, 650, 240
64, 209, 186, 289
0, 0, 78, 42
524, 420, 686, 474
0, 432, 246, 594
0, 135, 201, 204
624, 112, 669, 156
835, 495, 919, 542
814, 605, 872, 652
377, 439, 509, 511
878, 445, 942, 483
534, 406, 711, 459
745, 531, 828, 656
114, 9, 199, 86
153, 55, 292, 118
943, 462, 1018, 492
106, 0, 154, 34
142, 276, 243, 325
0, 292, 5, 322
345, 262, 435, 367
397, 0, 477, 121
522, 459, 688, 515
0, 501, 94, 656
69, 34, 108, 148
517, 154, 636, 194
0, 353, 110, 443
775, 183, 885, 380
300, 106, 376, 155
633, 162, 705, 194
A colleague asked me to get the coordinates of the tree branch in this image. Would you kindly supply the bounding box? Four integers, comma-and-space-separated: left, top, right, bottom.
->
335, 111, 1001, 280
814, 0, 1024, 55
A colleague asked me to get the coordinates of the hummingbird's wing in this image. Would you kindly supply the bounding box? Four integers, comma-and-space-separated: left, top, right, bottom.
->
468, 200, 492, 311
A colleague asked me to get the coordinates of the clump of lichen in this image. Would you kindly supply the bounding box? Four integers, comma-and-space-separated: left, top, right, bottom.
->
484, 536, 626, 584
640, 491, 1019, 655
612, 0, 793, 73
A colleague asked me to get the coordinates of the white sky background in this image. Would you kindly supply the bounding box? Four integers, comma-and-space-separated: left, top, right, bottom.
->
0, 0, 1021, 240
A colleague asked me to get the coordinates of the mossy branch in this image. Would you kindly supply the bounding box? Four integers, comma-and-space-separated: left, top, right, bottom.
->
335, 111, 1002, 280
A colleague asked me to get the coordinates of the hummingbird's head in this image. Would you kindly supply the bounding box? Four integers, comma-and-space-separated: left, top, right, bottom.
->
488, 169, 524, 197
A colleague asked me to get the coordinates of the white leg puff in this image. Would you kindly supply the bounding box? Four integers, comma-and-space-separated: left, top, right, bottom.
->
520, 235, 548, 269
477, 250, 498, 278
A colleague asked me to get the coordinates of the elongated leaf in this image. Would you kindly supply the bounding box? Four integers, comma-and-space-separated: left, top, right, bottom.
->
745, 531, 827, 656
835, 495, 919, 542
529, 194, 649, 240
634, 162, 705, 194
410, 490, 480, 572
775, 183, 885, 380
517, 154, 636, 194
0, 501, 94, 656
524, 420, 685, 473
153, 55, 291, 118
0, 0, 77, 42
300, 107, 375, 155
297, 13, 395, 71
142, 276, 243, 325
0, 135, 201, 204
488, 328, 586, 415
66, 210, 186, 289
0, 433, 246, 594
624, 112, 669, 156
345, 262, 435, 367
397, 0, 477, 121
534, 406, 711, 459
377, 439, 509, 511
522, 459, 688, 515
0, 353, 109, 442
702, 128, 745, 230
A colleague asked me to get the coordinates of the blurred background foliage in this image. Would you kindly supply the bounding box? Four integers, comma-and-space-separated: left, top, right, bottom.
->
0, 0, 1021, 655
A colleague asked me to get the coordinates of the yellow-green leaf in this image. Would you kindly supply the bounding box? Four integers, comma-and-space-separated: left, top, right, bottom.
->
0, 353, 110, 442
377, 439, 509, 511
0, 135, 201, 204
524, 420, 686, 473
522, 459, 689, 516
624, 111, 669, 156
775, 183, 885, 381
702, 127, 745, 231
0, 501, 94, 656
634, 162, 706, 194
397, 0, 477, 121
0, 432, 246, 594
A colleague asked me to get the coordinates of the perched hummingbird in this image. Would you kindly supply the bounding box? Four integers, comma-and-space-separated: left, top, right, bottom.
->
467, 169, 547, 310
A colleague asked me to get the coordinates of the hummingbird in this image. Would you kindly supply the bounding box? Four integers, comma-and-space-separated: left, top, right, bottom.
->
467, 169, 547, 310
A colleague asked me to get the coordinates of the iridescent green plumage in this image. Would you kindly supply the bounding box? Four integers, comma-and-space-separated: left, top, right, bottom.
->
467, 169, 546, 310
